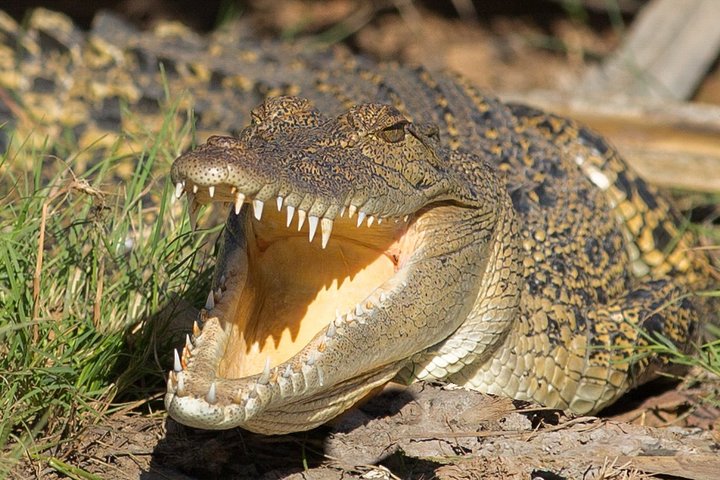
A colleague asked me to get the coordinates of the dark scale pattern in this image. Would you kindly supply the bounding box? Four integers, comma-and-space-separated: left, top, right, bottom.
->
2, 9, 714, 422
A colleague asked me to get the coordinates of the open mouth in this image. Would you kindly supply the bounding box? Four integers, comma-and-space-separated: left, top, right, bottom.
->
166, 170, 425, 432
183, 181, 412, 380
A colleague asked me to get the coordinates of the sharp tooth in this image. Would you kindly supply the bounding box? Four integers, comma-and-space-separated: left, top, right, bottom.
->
377, 217, 383, 224
306, 352, 316, 366
175, 182, 184, 199
286, 205, 295, 227
339, 206, 346, 217
205, 290, 214, 310
207, 382, 217, 404
326, 321, 336, 338
297, 209, 306, 230
220, 275, 226, 287
348, 205, 357, 218
214, 288, 222, 301
404, 215, 409, 222
234, 192, 245, 214
355, 303, 364, 316
173, 349, 182, 372
320, 218, 333, 249
193, 320, 201, 337
258, 357, 271, 385
283, 365, 293, 378
185, 334, 193, 349
253, 199, 264, 220
356, 210, 366, 227
308, 215, 319, 242
367, 215, 374, 227
208, 185, 215, 198
380, 292, 388, 302
276, 196, 284, 211
192, 184, 199, 194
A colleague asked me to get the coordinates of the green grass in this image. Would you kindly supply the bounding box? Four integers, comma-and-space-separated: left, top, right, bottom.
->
0, 100, 218, 475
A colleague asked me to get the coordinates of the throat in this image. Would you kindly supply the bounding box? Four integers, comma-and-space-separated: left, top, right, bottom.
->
217, 234, 397, 378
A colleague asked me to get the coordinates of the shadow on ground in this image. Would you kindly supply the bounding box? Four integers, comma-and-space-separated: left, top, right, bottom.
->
143, 386, 434, 479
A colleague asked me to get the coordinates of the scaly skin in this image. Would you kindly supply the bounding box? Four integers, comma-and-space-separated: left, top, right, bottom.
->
1, 10, 712, 435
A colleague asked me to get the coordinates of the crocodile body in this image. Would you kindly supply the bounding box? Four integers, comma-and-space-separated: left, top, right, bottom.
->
2, 10, 712, 435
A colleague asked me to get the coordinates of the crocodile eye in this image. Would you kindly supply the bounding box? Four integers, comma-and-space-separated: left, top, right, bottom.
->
377, 123, 406, 143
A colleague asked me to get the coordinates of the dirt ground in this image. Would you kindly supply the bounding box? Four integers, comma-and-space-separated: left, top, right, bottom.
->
22, 381, 720, 479
8, 1, 720, 479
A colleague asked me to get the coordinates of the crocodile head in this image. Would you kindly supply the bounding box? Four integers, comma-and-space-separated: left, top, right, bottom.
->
166, 96, 515, 434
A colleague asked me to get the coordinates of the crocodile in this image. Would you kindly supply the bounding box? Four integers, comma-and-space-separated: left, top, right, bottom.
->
1, 9, 713, 435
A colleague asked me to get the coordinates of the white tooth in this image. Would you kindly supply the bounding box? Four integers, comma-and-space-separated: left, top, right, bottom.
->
356, 211, 366, 227
253, 199, 264, 220
355, 303, 364, 316
207, 382, 217, 404
185, 334, 193, 350
380, 292, 388, 302
308, 215, 319, 242
283, 365, 293, 378
340, 206, 346, 217
297, 209, 306, 230
367, 215, 374, 227
306, 352, 316, 366
193, 320, 201, 337
173, 349, 182, 372
208, 185, 215, 198
377, 217, 383, 224
214, 288, 222, 301
320, 218, 333, 249
234, 192, 245, 214
348, 205, 357, 218
326, 321, 336, 338
286, 205, 295, 227
220, 275, 226, 287
276, 196, 283, 211
192, 184, 199, 194
175, 182, 184, 199
205, 290, 214, 310
259, 357, 271, 384
404, 215, 409, 222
